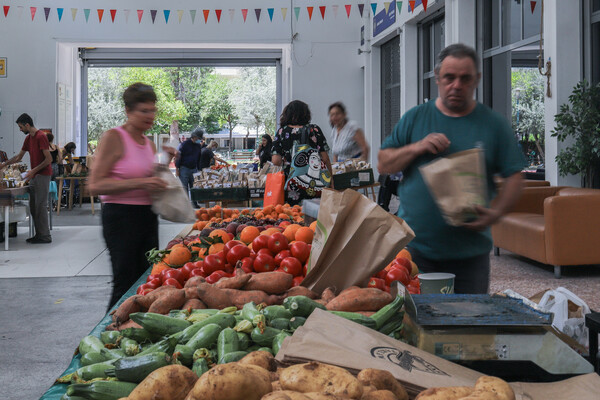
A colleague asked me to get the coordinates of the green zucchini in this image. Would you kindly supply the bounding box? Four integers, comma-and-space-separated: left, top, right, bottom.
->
233, 319, 254, 334
272, 331, 292, 355
129, 312, 191, 335
119, 327, 161, 343
329, 311, 377, 329
246, 344, 262, 352
237, 332, 251, 350
283, 296, 326, 318
60, 394, 87, 400
190, 308, 220, 315
80, 351, 107, 367
289, 316, 306, 330
262, 305, 293, 321
257, 347, 273, 355
100, 331, 121, 345
137, 336, 178, 357
79, 335, 105, 356
218, 306, 238, 314
269, 318, 291, 330
371, 295, 404, 330
105, 352, 170, 383
178, 313, 237, 344
192, 358, 209, 377
218, 350, 249, 364
251, 326, 282, 347
168, 309, 191, 320
75, 361, 117, 381
186, 323, 223, 350
378, 313, 405, 335
217, 328, 240, 361
173, 344, 194, 367
100, 347, 126, 360
119, 338, 140, 356
66, 381, 137, 400
241, 302, 261, 321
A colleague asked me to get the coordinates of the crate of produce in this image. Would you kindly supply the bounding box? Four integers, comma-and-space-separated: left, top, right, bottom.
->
332, 168, 375, 189
190, 187, 249, 202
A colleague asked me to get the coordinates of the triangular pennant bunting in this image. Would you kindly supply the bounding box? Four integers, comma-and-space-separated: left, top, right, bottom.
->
397, 1, 403, 14
371, 3, 377, 15
57, 8, 64, 21
189, 10, 196, 23
358, 4, 365, 17
110, 9, 116, 23
409, 0, 415, 12
294, 7, 300, 20
332, 5, 339, 18
177, 10, 183, 23
97, 9, 104, 23
215, 10, 222, 23
384, 2, 391, 13
203, 10, 209, 23
71, 8, 77, 21
44, 7, 50, 21
124, 9, 130, 22
255, 9, 261, 23
150, 9, 157, 23
242, 9, 248, 22
530, 1, 537, 13
30, 7, 36, 21
345, 4, 352, 18
229, 9, 235, 22
268, 8, 274, 21
84, 8, 90, 22
307, 6, 314, 20
319, 6, 326, 19
282, 8, 287, 21
3, 6, 9, 18
423, 0, 428, 12
137, 9, 143, 23
164, 10, 170, 24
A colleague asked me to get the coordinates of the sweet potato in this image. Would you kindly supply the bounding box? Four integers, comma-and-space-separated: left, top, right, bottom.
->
304, 394, 354, 400
284, 286, 319, 299
238, 351, 277, 371
320, 287, 337, 303
136, 285, 178, 308
243, 272, 294, 294
262, 391, 311, 400
221, 289, 283, 308
280, 362, 363, 399
215, 273, 252, 289
182, 298, 207, 310
185, 363, 272, 400
124, 364, 197, 400
326, 288, 392, 312
113, 295, 143, 325
339, 286, 361, 295
362, 390, 398, 400
194, 283, 235, 309
149, 288, 187, 314
184, 276, 206, 288
116, 319, 143, 330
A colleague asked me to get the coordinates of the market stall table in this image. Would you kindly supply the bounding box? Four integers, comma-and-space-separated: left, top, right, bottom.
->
55, 176, 95, 215
0, 186, 32, 250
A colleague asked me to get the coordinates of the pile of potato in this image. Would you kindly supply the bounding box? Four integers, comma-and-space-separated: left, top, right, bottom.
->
415, 376, 515, 400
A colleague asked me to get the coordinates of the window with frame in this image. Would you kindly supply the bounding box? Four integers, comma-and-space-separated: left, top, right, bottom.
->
418, 16, 445, 104
380, 36, 401, 142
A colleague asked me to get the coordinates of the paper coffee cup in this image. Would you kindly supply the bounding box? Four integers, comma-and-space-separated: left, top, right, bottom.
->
419, 273, 455, 294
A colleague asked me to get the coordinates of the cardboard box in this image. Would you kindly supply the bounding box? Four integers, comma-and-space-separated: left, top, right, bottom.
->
332, 168, 374, 189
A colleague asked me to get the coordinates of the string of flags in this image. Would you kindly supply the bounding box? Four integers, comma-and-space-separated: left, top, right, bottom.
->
1, 1, 539, 23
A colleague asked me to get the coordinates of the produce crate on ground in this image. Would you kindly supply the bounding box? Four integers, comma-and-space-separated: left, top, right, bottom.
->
190, 187, 249, 203
332, 168, 375, 189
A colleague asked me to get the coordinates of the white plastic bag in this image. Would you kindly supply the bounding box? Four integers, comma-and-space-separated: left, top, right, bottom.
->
538, 287, 591, 348
151, 164, 196, 223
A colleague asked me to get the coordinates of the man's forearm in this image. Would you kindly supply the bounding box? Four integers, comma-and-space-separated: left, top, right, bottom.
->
377, 144, 421, 174
491, 172, 523, 217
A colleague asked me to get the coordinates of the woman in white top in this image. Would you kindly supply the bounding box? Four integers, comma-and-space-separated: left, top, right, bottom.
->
328, 102, 370, 162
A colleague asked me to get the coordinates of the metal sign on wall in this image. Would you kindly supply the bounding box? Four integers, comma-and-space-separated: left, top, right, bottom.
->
373, 1, 396, 37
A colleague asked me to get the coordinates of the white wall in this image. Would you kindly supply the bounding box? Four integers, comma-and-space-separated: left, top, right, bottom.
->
0, 0, 364, 158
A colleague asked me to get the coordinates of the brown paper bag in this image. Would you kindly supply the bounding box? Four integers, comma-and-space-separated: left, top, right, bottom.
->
276, 309, 483, 396
301, 189, 414, 294
511, 373, 600, 400
419, 148, 486, 226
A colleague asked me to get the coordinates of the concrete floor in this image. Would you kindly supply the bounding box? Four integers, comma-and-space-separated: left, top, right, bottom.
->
0, 202, 598, 399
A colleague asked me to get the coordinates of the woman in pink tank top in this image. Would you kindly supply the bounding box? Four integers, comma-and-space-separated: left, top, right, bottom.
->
89, 83, 174, 310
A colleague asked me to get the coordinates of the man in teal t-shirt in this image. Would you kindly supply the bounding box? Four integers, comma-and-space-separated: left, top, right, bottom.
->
378, 44, 526, 294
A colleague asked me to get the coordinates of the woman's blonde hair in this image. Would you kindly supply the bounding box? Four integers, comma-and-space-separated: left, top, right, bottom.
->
210, 140, 218, 148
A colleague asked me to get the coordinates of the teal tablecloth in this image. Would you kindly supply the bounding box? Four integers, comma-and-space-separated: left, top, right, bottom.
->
39, 267, 152, 400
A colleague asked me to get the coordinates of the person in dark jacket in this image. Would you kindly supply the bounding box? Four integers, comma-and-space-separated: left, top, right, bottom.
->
256, 134, 273, 168
176, 128, 204, 195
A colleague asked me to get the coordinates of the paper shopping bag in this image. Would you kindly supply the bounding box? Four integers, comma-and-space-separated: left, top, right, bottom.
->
301, 189, 414, 294
419, 148, 487, 226
151, 164, 195, 223
264, 171, 285, 207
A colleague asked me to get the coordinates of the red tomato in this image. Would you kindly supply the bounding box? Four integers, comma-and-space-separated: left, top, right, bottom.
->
367, 277, 386, 290
303, 263, 308, 277
257, 248, 274, 257
274, 250, 292, 266
193, 261, 204, 269
375, 269, 388, 280
279, 220, 292, 228
252, 235, 270, 252
226, 245, 251, 265
228, 233, 234, 241
136, 283, 151, 294
289, 241, 310, 263
206, 270, 228, 284
237, 257, 254, 273
385, 267, 411, 287
159, 267, 175, 282
292, 276, 304, 287
268, 232, 289, 254
189, 268, 205, 278
393, 257, 412, 272
253, 253, 276, 273
162, 269, 185, 284
146, 274, 160, 283
280, 257, 303, 276
141, 288, 154, 296
181, 262, 198, 280
145, 278, 162, 290
163, 277, 183, 289
203, 254, 225, 275
224, 240, 244, 255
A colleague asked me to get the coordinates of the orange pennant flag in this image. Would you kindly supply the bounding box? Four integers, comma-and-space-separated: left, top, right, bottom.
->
307, 6, 314, 20
110, 9, 116, 23
319, 6, 326, 19
242, 8, 248, 22
97, 9, 104, 22
203, 9, 209, 23
409, 0, 415, 12
215, 9, 222, 22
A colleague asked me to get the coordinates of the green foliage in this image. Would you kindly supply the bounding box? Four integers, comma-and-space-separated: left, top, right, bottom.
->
166, 67, 214, 132
551, 80, 600, 187
511, 68, 545, 144
231, 68, 277, 137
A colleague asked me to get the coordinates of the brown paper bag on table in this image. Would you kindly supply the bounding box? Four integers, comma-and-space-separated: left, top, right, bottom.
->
301, 188, 414, 294
419, 148, 487, 226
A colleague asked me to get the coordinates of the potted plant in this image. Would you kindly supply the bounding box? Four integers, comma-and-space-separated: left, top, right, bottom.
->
552, 80, 600, 188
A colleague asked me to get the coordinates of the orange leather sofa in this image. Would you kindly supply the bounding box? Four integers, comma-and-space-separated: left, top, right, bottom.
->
492, 186, 600, 278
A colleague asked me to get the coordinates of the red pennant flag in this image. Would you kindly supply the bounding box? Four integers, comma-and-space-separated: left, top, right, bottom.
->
345, 4, 352, 18
530, 1, 537, 13
215, 9, 222, 22
30, 7, 37, 20
137, 10, 143, 23
203, 10, 209, 23
319, 6, 326, 20
307, 7, 314, 20
242, 9, 248, 22
423, 0, 428, 12
97, 9, 104, 22
409, 1, 415, 12
3, 6, 9, 17
110, 9, 116, 22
